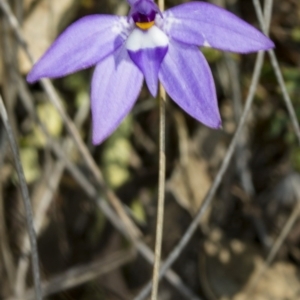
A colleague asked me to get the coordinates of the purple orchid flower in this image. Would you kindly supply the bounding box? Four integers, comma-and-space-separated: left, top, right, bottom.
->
27, 0, 274, 145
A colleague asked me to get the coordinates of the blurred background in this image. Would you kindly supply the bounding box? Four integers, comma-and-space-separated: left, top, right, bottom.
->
1, 0, 300, 299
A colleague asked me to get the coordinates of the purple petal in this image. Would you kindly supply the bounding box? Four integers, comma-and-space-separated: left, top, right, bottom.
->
27, 15, 129, 83
126, 26, 169, 96
128, 47, 167, 97
159, 40, 221, 128
91, 46, 143, 145
129, 0, 160, 23
163, 2, 274, 53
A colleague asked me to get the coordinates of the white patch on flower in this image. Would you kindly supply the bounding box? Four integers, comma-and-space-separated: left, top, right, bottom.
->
112, 17, 132, 40
126, 26, 169, 51
203, 40, 211, 47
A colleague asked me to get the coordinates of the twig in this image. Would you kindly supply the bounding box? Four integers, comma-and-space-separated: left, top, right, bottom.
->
263, 0, 273, 33
225, 53, 255, 196
0, 93, 42, 300
253, 0, 300, 145
134, 51, 266, 300
223, 0, 274, 250
39, 79, 140, 238
225, 54, 271, 249
151, 84, 166, 300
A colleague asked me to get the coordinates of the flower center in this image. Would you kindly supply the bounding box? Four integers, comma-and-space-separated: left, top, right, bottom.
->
132, 11, 156, 30
129, 0, 158, 31
135, 21, 154, 30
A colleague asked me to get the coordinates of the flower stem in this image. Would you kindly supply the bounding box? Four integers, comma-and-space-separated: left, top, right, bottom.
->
151, 83, 166, 300
151, 0, 166, 296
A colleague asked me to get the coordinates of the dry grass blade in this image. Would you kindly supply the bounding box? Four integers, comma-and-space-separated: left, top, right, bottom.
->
224, 54, 253, 193
134, 51, 267, 300
0, 0, 140, 240
0, 93, 42, 300
253, 0, 300, 145
263, 0, 273, 32
14, 72, 90, 296
151, 84, 166, 300
7, 249, 135, 300
39, 79, 140, 239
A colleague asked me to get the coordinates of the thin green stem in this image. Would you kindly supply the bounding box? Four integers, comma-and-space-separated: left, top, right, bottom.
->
150, 0, 166, 296
151, 84, 166, 300
0, 94, 42, 299
134, 50, 266, 300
